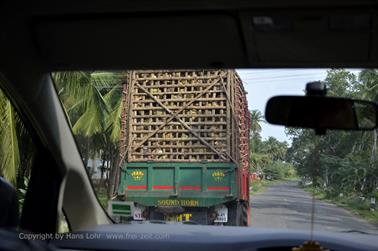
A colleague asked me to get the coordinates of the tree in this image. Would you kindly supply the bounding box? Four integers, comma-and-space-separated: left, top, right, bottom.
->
250, 110, 263, 137
52, 71, 126, 198
248, 109, 291, 180
286, 69, 378, 196
262, 137, 288, 162
249, 110, 264, 154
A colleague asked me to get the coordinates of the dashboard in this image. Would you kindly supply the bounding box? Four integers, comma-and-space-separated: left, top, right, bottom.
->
52, 224, 378, 251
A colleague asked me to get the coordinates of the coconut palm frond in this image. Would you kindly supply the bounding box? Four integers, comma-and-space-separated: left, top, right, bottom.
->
250, 109, 264, 135
90, 72, 123, 90
72, 85, 109, 136
103, 83, 123, 107
0, 96, 20, 185
108, 100, 123, 143
103, 85, 123, 143
52, 71, 91, 102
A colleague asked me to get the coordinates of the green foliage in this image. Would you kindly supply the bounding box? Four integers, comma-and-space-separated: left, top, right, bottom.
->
249, 109, 293, 181
250, 179, 265, 194
0, 86, 34, 189
96, 187, 109, 209
264, 162, 296, 180
287, 69, 378, 198
52, 71, 126, 198
0, 91, 19, 185
0, 82, 34, 227
104, 86, 123, 142
72, 85, 109, 136
250, 110, 263, 136
17, 176, 29, 213
264, 162, 285, 180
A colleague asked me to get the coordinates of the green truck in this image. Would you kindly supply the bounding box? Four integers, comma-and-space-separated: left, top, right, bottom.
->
111, 70, 250, 226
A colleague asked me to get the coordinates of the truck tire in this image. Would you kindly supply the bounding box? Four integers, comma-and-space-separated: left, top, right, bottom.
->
226, 201, 249, 226
226, 202, 238, 226
240, 201, 249, 227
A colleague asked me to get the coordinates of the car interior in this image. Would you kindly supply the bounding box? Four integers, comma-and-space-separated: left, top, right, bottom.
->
1, 0, 378, 251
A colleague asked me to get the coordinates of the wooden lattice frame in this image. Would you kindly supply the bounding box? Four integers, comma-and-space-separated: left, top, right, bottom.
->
119, 69, 249, 166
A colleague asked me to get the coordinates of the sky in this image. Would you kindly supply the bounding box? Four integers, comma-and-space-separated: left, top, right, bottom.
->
236, 69, 360, 144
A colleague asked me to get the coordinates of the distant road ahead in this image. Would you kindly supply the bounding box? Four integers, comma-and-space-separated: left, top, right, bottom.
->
250, 181, 378, 234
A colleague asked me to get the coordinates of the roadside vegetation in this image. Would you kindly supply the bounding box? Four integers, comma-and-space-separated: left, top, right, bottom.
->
52, 72, 126, 203
249, 110, 298, 195
287, 69, 378, 224
248, 70, 378, 225
303, 185, 378, 224
0, 72, 127, 211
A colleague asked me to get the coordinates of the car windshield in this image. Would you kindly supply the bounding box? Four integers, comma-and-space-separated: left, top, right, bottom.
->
52, 69, 378, 234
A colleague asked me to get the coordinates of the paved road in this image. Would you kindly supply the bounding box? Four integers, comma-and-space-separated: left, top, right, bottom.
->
250, 181, 378, 234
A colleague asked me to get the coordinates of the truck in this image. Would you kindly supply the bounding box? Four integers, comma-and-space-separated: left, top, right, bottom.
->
112, 69, 250, 226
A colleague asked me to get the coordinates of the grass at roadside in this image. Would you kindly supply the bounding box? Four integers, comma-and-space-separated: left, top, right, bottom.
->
250, 179, 268, 195
304, 187, 378, 225
95, 187, 109, 209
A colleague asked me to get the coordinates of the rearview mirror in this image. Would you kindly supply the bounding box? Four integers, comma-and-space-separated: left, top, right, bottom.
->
265, 96, 377, 131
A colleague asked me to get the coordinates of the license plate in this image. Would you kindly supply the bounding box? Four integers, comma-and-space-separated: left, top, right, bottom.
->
214, 207, 228, 223
133, 206, 144, 220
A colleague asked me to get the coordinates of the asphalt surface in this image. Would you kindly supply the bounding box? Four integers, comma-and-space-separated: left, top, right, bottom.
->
250, 180, 378, 234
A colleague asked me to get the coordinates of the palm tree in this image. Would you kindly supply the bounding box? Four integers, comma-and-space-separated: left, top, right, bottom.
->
53, 72, 123, 133
52, 71, 125, 197
250, 110, 263, 137
249, 110, 264, 153
0, 71, 125, 193
263, 137, 288, 162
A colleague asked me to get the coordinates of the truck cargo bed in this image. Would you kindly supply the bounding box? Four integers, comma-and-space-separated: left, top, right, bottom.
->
118, 162, 236, 207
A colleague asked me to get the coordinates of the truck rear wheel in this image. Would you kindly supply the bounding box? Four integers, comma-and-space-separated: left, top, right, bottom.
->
241, 201, 249, 227
227, 201, 249, 226
226, 202, 238, 226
